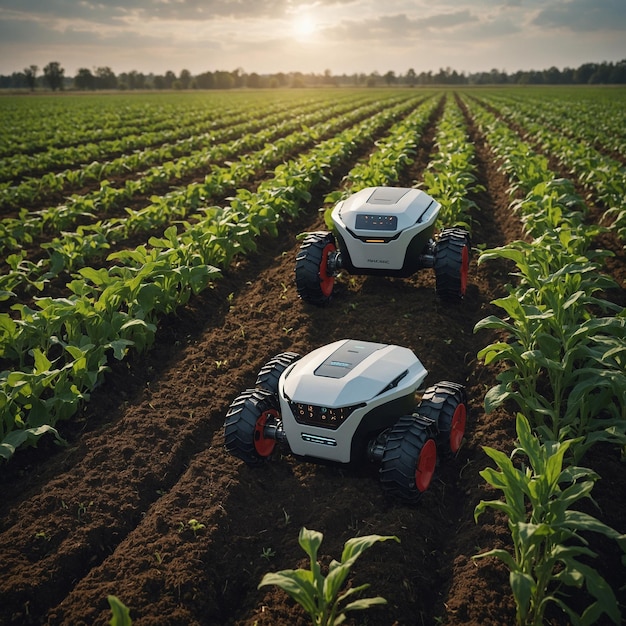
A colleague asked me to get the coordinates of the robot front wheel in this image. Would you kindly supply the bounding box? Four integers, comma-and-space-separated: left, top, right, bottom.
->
378, 416, 439, 503
434, 228, 472, 299
378, 381, 468, 503
416, 381, 468, 457
224, 388, 280, 465
295, 231, 338, 306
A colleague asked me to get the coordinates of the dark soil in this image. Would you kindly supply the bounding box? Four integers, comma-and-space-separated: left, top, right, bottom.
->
1, 94, 624, 626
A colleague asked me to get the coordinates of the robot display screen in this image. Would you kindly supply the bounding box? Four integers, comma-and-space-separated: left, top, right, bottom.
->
355, 214, 397, 230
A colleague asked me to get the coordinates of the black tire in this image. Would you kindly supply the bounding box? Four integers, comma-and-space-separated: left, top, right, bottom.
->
417, 382, 467, 457
434, 228, 471, 299
295, 231, 337, 306
379, 415, 438, 503
255, 352, 301, 394
224, 388, 279, 465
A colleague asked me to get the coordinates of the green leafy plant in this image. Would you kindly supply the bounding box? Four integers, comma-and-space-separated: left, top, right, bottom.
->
474, 414, 626, 626
259, 526, 399, 626
187, 518, 205, 537
107, 595, 132, 626
261, 547, 276, 561
467, 106, 626, 462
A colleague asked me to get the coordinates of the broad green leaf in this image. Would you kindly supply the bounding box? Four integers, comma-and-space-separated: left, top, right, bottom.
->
562, 510, 626, 544
510, 570, 534, 621
515, 413, 543, 474
108, 339, 134, 360
342, 596, 387, 613
32, 348, 52, 373
107, 595, 132, 626
258, 569, 318, 616
136, 283, 162, 311
474, 316, 516, 334
0, 424, 62, 460
516, 521, 552, 545
340, 534, 399, 563
473, 547, 517, 570
474, 498, 518, 521
325, 559, 351, 605
484, 383, 512, 412
298, 526, 323, 585
79, 266, 111, 286
571, 561, 620, 624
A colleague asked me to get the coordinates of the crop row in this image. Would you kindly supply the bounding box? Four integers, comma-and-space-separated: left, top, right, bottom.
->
0, 94, 225, 157
0, 91, 347, 169
478, 94, 626, 243
481, 90, 626, 160
0, 92, 387, 258
1, 99, 294, 209
0, 95, 416, 296
1, 101, 252, 184
463, 94, 626, 626
1, 91, 371, 160
0, 93, 383, 211
419, 96, 482, 230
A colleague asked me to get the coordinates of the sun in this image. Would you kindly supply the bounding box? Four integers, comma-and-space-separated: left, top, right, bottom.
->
292, 14, 317, 39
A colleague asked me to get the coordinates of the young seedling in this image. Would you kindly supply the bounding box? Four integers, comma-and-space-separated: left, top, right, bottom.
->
261, 547, 276, 561
34, 531, 51, 541
282, 508, 291, 526
187, 518, 205, 537
259, 526, 399, 626
77, 501, 93, 524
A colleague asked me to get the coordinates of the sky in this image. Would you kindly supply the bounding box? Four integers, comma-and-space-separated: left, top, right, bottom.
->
0, 0, 625, 78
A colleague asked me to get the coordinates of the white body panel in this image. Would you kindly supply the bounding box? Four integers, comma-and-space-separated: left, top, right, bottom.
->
278, 339, 428, 462
331, 187, 440, 270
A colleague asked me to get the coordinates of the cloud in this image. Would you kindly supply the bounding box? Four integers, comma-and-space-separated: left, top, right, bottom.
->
0, 0, 624, 76
419, 9, 476, 29
0, 0, 293, 23
533, 0, 626, 32
321, 9, 521, 47
1, 1, 118, 24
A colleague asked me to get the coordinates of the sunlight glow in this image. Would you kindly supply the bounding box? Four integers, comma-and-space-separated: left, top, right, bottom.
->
292, 14, 316, 39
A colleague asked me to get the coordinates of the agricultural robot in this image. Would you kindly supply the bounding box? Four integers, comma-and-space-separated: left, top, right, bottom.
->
295, 186, 471, 305
224, 339, 468, 503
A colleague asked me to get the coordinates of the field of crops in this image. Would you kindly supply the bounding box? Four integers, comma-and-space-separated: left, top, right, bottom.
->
1, 86, 625, 626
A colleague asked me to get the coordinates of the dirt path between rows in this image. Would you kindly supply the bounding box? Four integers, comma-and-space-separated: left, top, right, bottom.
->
1, 96, 624, 626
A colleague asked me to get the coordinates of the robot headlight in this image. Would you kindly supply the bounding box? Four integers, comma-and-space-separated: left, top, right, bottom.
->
289, 402, 365, 430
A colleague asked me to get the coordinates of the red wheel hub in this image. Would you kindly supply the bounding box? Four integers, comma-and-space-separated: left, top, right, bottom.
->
319, 243, 336, 297
254, 409, 279, 457
449, 403, 467, 453
415, 438, 437, 492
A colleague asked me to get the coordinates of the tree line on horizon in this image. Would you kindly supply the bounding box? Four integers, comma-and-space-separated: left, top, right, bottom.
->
2, 58, 626, 91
